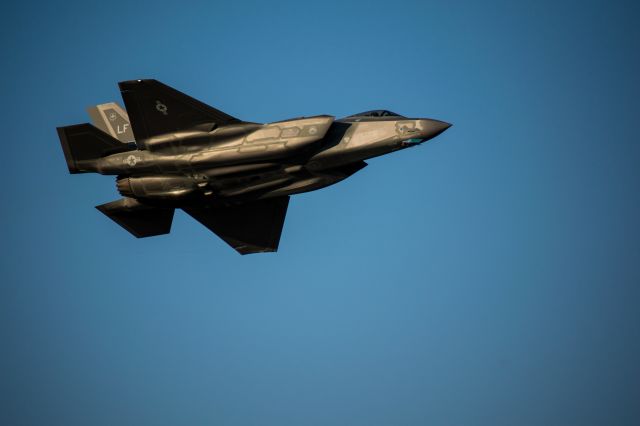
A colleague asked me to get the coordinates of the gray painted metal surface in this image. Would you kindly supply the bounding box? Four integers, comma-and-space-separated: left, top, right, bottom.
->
57, 79, 450, 254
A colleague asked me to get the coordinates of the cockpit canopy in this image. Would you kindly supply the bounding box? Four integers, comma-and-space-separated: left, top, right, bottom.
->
347, 110, 405, 118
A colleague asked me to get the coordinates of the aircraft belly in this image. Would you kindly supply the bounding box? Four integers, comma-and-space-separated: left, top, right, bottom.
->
257, 176, 337, 198
219, 176, 294, 197
225, 163, 367, 200
210, 168, 292, 198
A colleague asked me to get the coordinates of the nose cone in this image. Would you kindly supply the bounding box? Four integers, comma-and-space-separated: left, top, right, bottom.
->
419, 119, 452, 141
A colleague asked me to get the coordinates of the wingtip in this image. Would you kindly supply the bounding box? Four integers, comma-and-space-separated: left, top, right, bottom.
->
118, 79, 157, 90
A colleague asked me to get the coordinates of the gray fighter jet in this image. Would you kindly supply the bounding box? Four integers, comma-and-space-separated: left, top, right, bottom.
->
57, 79, 450, 254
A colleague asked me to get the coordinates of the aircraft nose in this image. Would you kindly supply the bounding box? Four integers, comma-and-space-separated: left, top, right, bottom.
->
419, 119, 452, 140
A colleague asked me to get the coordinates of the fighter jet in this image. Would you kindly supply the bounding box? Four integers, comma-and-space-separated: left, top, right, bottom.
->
57, 79, 450, 254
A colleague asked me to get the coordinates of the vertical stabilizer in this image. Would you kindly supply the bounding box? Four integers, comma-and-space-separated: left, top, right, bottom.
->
87, 102, 135, 143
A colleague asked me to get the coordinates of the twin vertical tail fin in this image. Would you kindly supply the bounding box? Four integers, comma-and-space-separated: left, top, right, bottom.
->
86, 102, 135, 143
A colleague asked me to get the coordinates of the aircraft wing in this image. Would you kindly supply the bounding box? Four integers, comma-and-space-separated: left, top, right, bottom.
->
183, 196, 290, 255
118, 79, 241, 147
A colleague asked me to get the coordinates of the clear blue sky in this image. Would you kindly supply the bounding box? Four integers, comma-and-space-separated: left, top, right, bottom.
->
1, 1, 639, 425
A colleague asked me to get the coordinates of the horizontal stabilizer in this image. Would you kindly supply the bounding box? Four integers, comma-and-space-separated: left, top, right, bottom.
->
183, 196, 290, 254
118, 79, 241, 146
57, 123, 133, 173
96, 198, 174, 238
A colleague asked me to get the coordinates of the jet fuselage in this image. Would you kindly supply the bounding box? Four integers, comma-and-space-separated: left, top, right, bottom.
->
57, 79, 450, 253
93, 115, 449, 204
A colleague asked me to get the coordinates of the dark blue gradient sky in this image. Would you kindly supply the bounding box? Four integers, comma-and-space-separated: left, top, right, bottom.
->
1, 1, 639, 425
